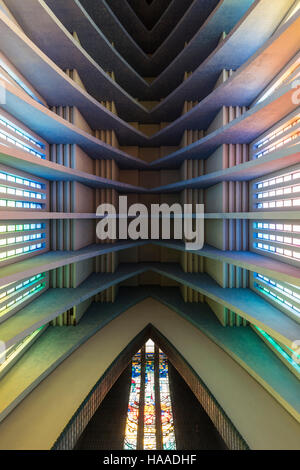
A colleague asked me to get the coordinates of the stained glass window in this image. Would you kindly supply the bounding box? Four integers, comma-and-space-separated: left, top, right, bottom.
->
124, 340, 176, 450
144, 340, 156, 450
124, 350, 141, 450
159, 350, 176, 450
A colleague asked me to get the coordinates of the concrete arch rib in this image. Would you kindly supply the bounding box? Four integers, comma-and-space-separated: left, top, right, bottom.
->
0, 298, 299, 450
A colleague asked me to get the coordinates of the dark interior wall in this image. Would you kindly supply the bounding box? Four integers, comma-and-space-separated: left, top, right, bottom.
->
75, 365, 131, 450
126, 0, 173, 29
169, 363, 228, 450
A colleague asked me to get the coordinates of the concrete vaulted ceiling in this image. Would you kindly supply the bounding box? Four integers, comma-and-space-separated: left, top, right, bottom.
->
0, 0, 299, 451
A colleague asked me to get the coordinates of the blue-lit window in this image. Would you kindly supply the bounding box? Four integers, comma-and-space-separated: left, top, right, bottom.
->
254, 326, 300, 376
0, 126, 46, 159
253, 222, 300, 261
0, 325, 46, 378
0, 273, 46, 319
0, 232, 45, 247
255, 131, 300, 159
0, 223, 43, 233
0, 59, 45, 107
0, 199, 43, 209
0, 242, 45, 262
254, 273, 300, 319
253, 169, 300, 209
0, 171, 44, 189
0, 185, 45, 200
0, 115, 45, 150
255, 118, 300, 150
0, 171, 46, 210
0, 220, 47, 263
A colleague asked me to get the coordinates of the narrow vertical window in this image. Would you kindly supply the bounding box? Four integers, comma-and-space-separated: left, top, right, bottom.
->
124, 350, 141, 450
144, 339, 156, 450
159, 350, 176, 450
124, 341, 176, 450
